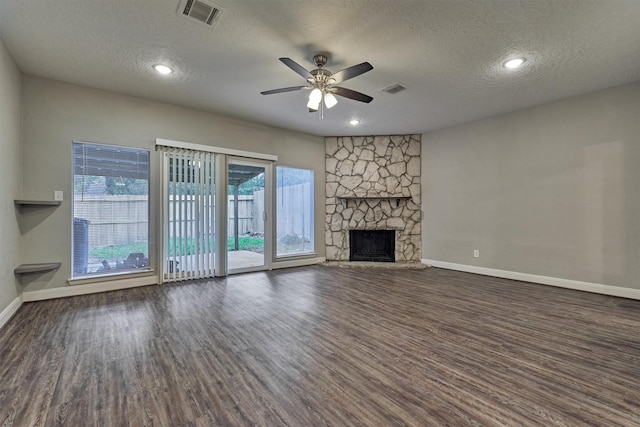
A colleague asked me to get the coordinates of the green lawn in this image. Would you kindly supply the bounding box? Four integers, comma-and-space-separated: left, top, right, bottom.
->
89, 236, 264, 260
89, 242, 148, 260
226, 236, 264, 253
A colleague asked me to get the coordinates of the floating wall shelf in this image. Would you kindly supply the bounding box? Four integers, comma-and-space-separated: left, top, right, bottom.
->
14, 200, 61, 206
14, 263, 62, 274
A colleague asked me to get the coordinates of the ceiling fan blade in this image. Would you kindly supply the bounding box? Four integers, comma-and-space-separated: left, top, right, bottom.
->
260, 86, 308, 95
279, 57, 313, 80
330, 62, 373, 84
331, 86, 373, 103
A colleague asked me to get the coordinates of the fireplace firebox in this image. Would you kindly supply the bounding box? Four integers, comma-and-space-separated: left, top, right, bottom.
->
349, 230, 395, 262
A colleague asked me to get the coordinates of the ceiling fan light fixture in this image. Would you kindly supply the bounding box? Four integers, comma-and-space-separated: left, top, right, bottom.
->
307, 88, 322, 110
307, 99, 321, 110
324, 92, 338, 109
308, 88, 322, 102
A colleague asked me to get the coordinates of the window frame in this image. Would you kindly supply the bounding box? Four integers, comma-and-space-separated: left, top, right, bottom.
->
274, 165, 315, 259
71, 141, 152, 279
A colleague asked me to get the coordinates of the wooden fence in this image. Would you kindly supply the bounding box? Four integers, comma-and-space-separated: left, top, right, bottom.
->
74, 195, 148, 248
274, 182, 312, 242
74, 184, 310, 248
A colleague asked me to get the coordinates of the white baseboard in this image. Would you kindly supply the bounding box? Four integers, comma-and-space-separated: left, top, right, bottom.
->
422, 259, 640, 300
23, 275, 158, 302
0, 295, 23, 330
272, 256, 326, 270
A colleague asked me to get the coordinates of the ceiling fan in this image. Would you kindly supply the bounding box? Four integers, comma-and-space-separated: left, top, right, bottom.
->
260, 54, 374, 116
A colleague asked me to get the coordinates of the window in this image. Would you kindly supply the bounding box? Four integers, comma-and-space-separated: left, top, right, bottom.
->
72, 142, 150, 277
276, 166, 314, 256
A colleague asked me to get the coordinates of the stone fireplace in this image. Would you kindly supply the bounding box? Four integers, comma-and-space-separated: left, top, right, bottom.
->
325, 135, 421, 262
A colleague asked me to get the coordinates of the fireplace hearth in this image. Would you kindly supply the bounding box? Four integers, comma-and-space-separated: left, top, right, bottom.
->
349, 230, 395, 262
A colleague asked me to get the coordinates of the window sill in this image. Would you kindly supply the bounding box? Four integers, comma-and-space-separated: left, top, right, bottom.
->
275, 252, 317, 261
68, 269, 155, 286
272, 255, 325, 270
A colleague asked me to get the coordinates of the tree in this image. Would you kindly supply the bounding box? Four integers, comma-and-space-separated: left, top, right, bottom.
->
277, 167, 312, 187
237, 174, 265, 195
105, 177, 148, 195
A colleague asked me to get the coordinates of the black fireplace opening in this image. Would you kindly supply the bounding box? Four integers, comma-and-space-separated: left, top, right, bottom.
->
349, 230, 395, 262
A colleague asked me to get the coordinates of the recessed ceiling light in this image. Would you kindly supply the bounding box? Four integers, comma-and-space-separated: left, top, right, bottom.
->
503, 58, 526, 69
153, 64, 173, 75
349, 119, 360, 125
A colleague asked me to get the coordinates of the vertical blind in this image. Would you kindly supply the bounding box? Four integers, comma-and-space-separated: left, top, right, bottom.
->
159, 146, 216, 281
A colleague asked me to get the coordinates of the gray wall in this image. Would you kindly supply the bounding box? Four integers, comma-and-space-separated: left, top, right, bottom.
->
422, 82, 640, 290
20, 76, 325, 291
0, 39, 22, 313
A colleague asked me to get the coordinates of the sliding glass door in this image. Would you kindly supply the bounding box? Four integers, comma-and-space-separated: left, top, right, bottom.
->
160, 147, 273, 279
227, 158, 272, 273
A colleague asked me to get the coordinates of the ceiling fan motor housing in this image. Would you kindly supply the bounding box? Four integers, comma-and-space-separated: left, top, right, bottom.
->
313, 54, 328, 67
309, 68, 333, 86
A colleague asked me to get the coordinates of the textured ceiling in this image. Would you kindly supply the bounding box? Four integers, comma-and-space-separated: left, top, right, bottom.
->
1, 0, 639, 137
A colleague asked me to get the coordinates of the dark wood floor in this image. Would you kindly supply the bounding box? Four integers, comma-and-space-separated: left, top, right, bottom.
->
1, 266, 639, 426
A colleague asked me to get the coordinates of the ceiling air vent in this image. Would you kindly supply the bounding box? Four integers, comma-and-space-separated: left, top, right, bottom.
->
381, 83, 407, 94
179, 0, 223, 26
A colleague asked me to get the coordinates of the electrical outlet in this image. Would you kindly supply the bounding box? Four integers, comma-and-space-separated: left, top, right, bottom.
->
54, 190, 63, 201
473, 249, 479, 258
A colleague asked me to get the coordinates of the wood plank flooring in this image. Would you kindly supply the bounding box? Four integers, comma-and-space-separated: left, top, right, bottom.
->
1, 266, 639, 426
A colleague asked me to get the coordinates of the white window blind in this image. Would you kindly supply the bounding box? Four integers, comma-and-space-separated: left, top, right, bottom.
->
160, 146, 216, 281
72, 142, 150, 277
